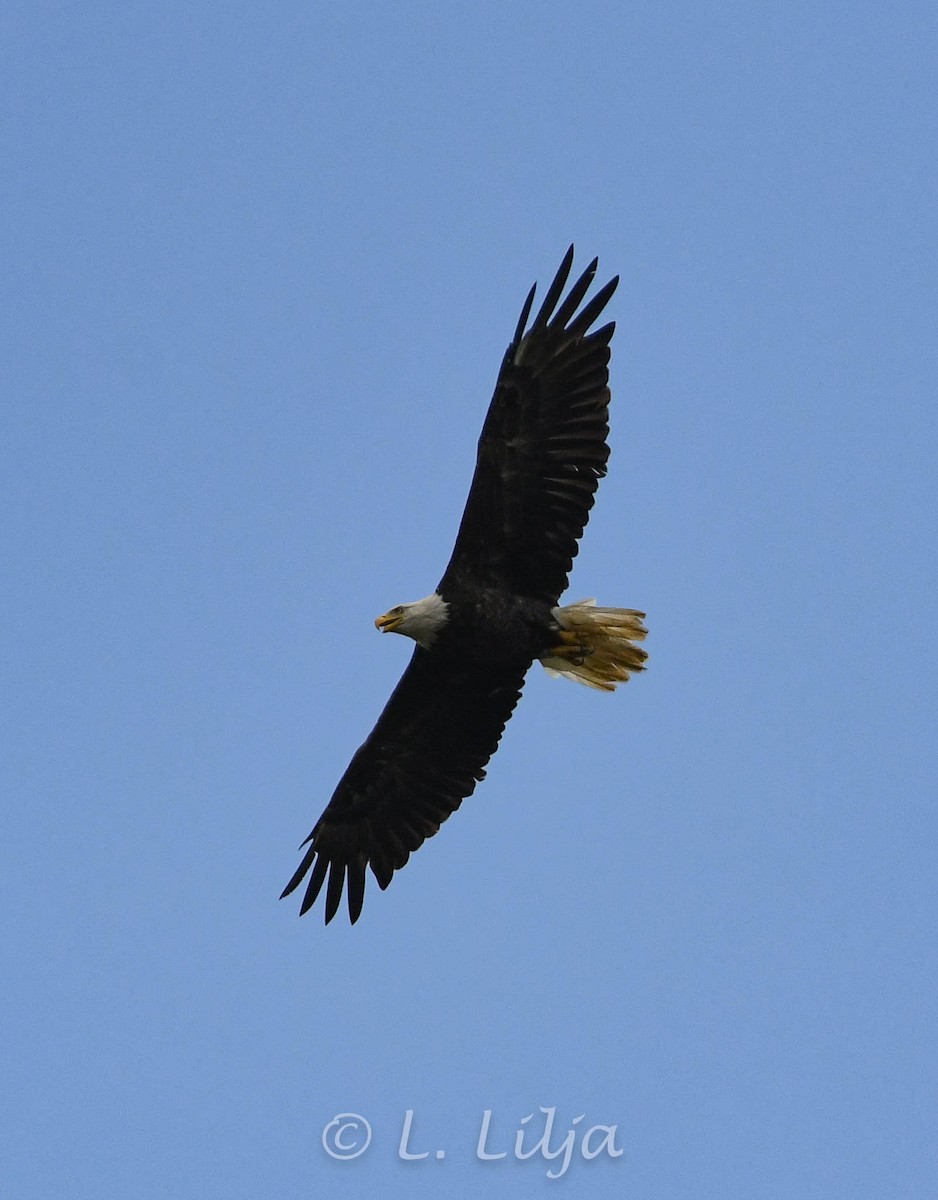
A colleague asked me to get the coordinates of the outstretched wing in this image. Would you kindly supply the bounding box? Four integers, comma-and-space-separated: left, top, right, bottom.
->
439, 246, 618, 606
282, 648, 525, 923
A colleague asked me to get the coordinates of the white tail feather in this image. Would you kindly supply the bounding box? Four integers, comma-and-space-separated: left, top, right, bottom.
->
540, 598, 648, 692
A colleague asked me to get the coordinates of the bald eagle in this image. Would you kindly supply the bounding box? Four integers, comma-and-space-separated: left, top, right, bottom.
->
282, 247, 647, 924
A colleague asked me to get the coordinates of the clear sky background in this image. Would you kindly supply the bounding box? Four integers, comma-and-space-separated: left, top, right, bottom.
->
3, 3, 936, 1197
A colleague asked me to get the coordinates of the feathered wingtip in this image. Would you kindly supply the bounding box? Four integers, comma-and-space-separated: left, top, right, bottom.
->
280, 835, 373, 925
511, 246, 618, 352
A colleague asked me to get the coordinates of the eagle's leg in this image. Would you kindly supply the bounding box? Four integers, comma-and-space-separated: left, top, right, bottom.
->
548, 628, 594, 665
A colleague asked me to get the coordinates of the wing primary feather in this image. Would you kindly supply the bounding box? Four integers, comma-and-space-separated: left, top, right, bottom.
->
530, 243, 575, 331
566, 276, 619, 339
511, 282, 537, 346
549, 256, 599, 330
590, 320, 616, 348
347, 859, 366, 924
280, 840, 316, 899
369, 846, 394, 890
324, 859, 346, 924
298, 852, 329, 915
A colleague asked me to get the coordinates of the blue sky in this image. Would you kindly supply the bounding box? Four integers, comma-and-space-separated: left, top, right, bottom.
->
3, 2, 936, 1196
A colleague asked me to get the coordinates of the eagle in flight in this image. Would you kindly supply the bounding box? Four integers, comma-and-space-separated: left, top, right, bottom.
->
282, 247, 647, 923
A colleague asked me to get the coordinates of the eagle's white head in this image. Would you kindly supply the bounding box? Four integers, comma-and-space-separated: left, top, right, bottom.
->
374, 592, 449, 649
